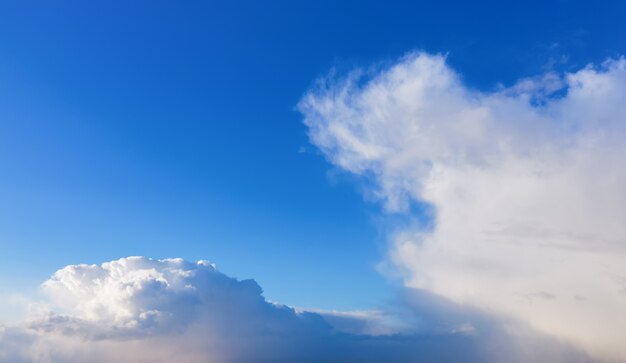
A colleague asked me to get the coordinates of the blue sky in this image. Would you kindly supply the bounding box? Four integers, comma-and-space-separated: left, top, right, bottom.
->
1, 0, 626, 315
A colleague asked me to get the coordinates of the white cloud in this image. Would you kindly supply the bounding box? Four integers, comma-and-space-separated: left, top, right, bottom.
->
2, 256, 334, 362
0, 256, 590, 362
308, 309, 410, 335
299, 52, 626, 362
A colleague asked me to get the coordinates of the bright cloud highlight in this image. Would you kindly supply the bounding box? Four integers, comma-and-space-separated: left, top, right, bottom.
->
299, 52, 626, 362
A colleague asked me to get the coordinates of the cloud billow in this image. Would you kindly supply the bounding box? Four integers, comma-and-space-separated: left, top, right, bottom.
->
299, 52, 626, 361
0, 256, 591, 362
2, 257, 333, 362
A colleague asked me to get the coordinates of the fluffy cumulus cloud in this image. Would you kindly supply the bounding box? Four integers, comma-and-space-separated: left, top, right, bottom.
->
299, 52, 626, 362
0, 257, 332, 363
0, 257, 590, 363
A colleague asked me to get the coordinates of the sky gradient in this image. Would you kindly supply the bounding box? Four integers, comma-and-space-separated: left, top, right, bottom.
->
1, 1, 626, 362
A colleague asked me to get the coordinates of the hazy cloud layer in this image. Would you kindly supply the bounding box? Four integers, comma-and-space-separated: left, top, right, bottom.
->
0, 257, 591, 362
299, 52, 626, 361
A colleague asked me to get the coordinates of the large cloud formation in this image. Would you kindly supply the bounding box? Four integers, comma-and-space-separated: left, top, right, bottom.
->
0, 257, 590, 362
299, 52, 626, 362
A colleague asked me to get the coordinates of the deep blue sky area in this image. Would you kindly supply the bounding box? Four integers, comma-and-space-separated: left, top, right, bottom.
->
1, 0, 625, 311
